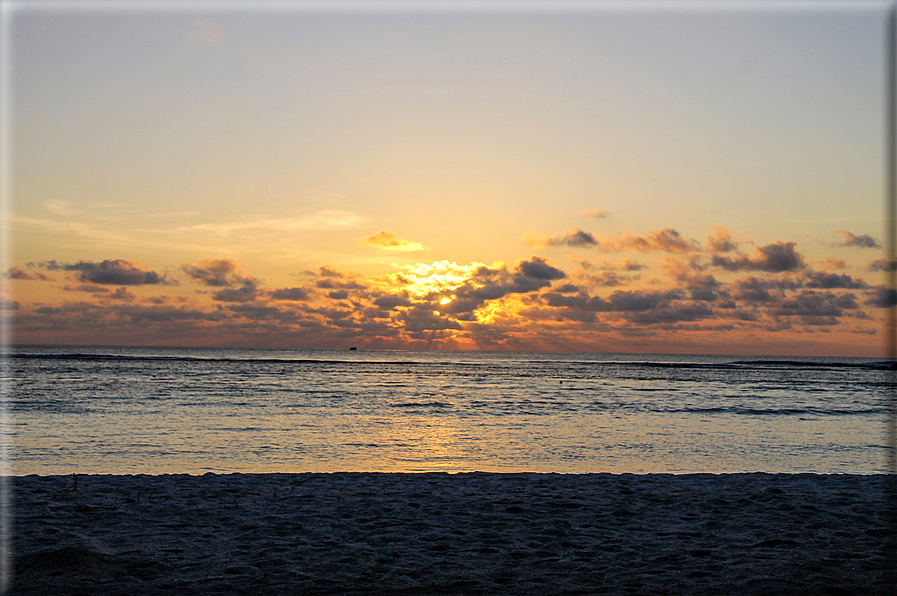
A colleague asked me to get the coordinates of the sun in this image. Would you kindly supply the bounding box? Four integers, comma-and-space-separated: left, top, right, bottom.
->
393, 260, 487, 298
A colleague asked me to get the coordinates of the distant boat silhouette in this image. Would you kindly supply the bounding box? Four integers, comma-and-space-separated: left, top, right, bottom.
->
349, 346, 357, 351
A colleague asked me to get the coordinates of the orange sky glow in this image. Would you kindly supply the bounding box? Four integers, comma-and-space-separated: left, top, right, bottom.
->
3, 4, 893, 356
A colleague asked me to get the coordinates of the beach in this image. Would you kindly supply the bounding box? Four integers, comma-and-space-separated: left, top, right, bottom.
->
9, 472, 895, 595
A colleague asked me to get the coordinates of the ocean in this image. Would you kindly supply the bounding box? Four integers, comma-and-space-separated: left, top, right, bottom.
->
5, 345, 894, 475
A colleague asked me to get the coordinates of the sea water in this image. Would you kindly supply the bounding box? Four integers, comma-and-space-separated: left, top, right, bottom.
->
5, 345, 894, 475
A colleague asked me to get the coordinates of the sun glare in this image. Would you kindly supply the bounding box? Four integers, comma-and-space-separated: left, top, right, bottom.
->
398, 260, 486, 297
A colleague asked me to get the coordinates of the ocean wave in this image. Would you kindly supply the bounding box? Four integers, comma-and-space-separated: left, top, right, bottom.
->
7, 352, 427, 366
671, 406, 885, 416
391, 401, 453, 409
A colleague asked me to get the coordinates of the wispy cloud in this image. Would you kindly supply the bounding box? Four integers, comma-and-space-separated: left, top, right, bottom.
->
361, 230, 426, 252
180, 210, 365, 235
45, 200, 76, 217
188, 18, 227, 47
2, 267, 53, 281
582, 208, 611, 219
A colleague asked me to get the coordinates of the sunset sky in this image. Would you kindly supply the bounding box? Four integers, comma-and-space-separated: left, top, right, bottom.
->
3, 2, 893, 356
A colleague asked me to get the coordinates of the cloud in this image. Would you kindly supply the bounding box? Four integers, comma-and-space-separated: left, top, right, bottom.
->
9, 218, 888, 351
361, 230, 426, 252
530, 228, 698, 253
269, 287, 311, 301
441, 257, 565, 315
315, 278, 366, 290
45, 200, 75, 217
372, 294, 413, 310
573, 256, 646, 273
660, 257, 719, 289
399, 304, 464, 334
188, 18, 227, 47
2, 267, 53, 281
180, 210, 364, 235
531, 229, 598, 248
771, 290, 859, 319
623, 302, 715, 325
212, 285, 258, 303
582, 208, 611, 219
316, 266, 345, 278
833, 230, 881, 249
614, 229, 700, 253
705, 226, 740, 253
579, 271, 631, 287
605, 289, 683, 312
108, 287, 136, 302
63, 284, 109, 293
869, 259, 897, 272
541, 289, 682, 313
864, 286, 897, 308
182, 259, 257, 287
731, 276, 800, 303
45, 259, 168, 285
802, 270, 867, 289
815, 257, 847, 270
711, 242, 805, 273
517, 257, 567, 281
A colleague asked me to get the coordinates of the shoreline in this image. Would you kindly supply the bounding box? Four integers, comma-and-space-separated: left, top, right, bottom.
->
10, 472, 897, 594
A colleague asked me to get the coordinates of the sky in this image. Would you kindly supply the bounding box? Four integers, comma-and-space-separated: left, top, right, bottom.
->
2, 1, 894, 356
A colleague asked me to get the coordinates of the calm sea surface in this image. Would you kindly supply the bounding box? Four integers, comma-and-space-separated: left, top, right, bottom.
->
5, 346, 894, 475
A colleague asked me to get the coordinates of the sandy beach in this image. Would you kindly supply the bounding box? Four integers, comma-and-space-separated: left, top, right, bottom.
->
8, 472, 896, 595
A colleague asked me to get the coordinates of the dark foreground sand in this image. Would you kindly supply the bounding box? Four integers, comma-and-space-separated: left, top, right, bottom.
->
8, 473, 896, 595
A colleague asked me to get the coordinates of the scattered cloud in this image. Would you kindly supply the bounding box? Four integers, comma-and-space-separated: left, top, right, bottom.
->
7, 219, 885, 352
108, 287, 136, 302
815, 257, 848, 270
269, 287, 311, 301
212, 285, 258, 303
711, 242, 805, 273
188, 18, 227, 47
705, 226, 740, 253
609, 229, 700, 254
802, 270, 867, 289
833, 230, 881, 249
771, 290, 859, 319
63, 284, 110, 293
0, 299, 19, 311
869, 259, 897, 272
44, 259, 169, 285
2, 267, 53, 281
529, 228, 699, 253
582, 208, 611, 219
182, 259, 258, 287
527, 228, 597, 248
865, 286, 897, 308
361, 230, 426, 252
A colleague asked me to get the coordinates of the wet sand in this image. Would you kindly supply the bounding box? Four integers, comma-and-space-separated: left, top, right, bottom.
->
9, 472, 896, 594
